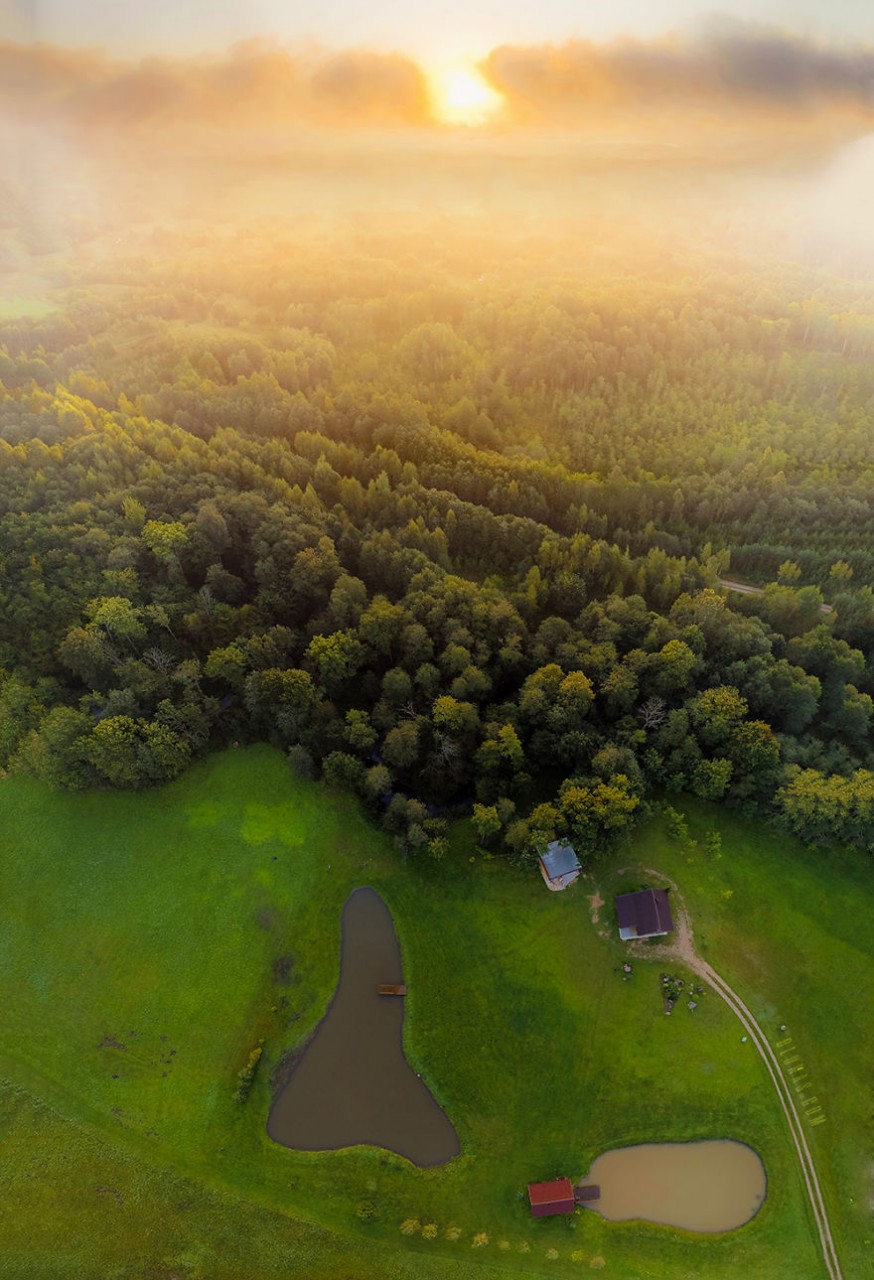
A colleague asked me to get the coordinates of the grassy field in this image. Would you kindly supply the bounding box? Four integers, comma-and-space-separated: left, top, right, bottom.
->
0, 746, 870, 1279
0, 286, 56, 319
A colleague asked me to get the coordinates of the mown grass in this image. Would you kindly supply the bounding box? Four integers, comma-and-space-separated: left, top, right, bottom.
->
0, 296, 55, 319
0, 746, 870, 1279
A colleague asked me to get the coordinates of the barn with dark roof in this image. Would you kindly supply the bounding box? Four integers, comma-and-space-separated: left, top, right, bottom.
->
615, 888, 674, 940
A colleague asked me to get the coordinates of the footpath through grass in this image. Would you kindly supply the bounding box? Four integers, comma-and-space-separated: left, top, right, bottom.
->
0, 746, 870, 1279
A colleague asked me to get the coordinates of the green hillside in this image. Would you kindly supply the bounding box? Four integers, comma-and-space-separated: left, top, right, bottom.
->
0, 746, 869, 1278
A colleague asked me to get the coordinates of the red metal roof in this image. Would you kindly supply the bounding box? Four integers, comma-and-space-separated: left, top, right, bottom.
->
527, 1177, 575, 1216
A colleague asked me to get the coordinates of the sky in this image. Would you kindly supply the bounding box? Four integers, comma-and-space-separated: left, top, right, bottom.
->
3, 0, 874, 62
2, 1, 874, 268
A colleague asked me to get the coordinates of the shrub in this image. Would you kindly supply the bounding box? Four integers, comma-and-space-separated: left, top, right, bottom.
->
287, 744, 315, 779
233, 1045, 263, 1103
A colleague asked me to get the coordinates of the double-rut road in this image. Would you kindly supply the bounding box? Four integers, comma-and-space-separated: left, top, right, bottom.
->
621, 871, 843, 1280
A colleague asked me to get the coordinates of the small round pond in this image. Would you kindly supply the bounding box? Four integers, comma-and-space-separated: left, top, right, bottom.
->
578, 1140, 766, 1232
267, 886, 459, 1167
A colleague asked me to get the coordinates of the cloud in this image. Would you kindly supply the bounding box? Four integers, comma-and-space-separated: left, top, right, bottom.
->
308, 51, 430, 125
0, 39, 431, 136
2, 25, 873, 150
481, 25, 874, 129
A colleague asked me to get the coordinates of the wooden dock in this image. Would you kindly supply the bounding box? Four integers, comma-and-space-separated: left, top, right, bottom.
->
377, 984, 407, 996
574, 1184, 600, 1203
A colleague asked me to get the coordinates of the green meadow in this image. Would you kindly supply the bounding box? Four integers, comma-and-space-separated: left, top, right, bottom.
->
0, 746, 870, 1279
0, 292, 55, 320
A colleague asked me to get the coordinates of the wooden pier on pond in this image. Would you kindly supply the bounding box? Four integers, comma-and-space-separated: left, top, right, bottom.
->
574, 1184, 601, 1203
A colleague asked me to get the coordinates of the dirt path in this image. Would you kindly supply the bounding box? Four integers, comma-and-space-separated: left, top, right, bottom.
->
718, 577, 833, 614
620, 869, 843, 1280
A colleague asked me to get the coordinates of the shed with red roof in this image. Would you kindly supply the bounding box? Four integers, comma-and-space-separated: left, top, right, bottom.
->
527, 1177, 576, 1217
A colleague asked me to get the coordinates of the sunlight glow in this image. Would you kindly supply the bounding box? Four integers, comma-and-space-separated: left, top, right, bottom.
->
429, 64, 505, 127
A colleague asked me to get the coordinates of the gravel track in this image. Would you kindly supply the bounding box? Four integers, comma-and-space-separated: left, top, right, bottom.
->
622, 869, 843, 1280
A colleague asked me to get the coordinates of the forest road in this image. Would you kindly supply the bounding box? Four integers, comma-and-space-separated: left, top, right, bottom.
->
718, 577, 833, 613
620, 868, 843, 1280
719, 577, 765, 596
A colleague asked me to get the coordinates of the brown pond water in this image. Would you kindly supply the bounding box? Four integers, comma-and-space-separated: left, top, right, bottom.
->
578, 1141, 766, 1232
267, 887, 459, 1167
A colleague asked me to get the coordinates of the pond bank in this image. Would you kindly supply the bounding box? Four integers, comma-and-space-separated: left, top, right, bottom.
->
267, 887, 459, 1167
578, 1140, 766, 1232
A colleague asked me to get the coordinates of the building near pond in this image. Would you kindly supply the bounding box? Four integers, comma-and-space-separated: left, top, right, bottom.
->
615, 887, 674, 940
538, 840, 581, 892
528, 1177, 576, 1217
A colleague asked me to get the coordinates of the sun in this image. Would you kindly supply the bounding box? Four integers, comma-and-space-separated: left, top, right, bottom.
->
428, 63, 505, 127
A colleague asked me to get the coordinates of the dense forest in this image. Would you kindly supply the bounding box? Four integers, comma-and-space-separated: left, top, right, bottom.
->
3, 221, 874, 858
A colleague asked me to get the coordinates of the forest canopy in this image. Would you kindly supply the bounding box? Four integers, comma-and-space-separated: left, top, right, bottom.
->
2, 213, 874, 860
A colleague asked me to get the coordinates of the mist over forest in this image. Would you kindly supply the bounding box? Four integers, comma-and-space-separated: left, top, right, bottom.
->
2, 27, 874, 858
2, 24, 874, 260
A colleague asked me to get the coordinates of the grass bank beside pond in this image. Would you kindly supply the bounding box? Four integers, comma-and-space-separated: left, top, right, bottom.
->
0, 745, 869, 1279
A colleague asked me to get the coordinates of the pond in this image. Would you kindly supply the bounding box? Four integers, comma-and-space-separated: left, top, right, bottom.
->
267, 887, 459, 1167
577, 1140, 766, 1232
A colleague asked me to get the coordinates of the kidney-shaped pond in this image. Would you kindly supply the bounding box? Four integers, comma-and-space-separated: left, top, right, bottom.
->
267, 886, 459, 1167
578, 1140, 766, 1232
